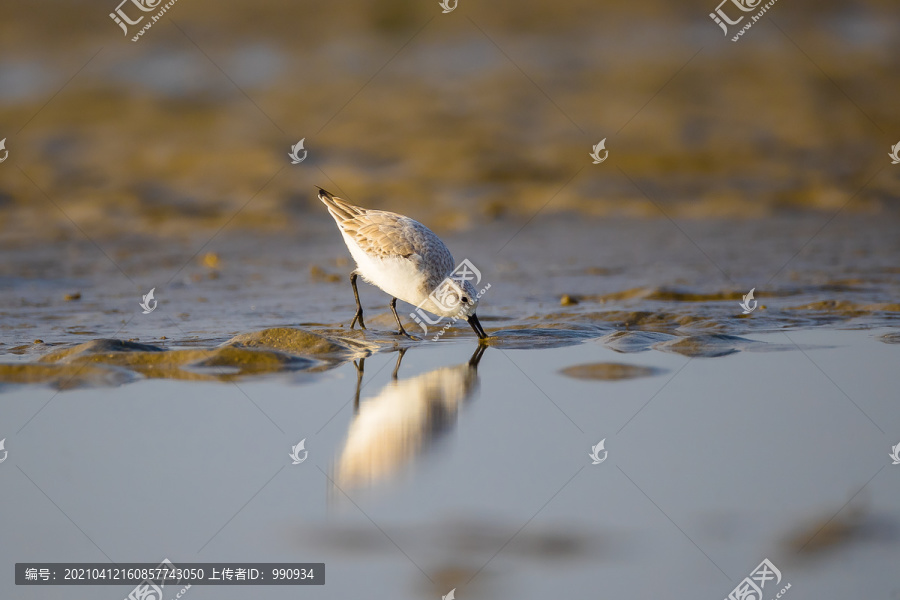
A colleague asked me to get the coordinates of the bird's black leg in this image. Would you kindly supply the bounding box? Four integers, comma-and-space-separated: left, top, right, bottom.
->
349, 272, 366, 330
390, 298, 412, 338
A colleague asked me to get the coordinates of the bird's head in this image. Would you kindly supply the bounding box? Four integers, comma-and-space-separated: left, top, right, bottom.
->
424, 278, 477, 317
423, 278, 487, 339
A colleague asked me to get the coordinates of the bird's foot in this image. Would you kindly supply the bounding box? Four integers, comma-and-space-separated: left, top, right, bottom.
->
395, 326, 419, 341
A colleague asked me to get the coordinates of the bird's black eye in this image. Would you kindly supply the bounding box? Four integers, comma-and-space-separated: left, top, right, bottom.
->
462, 296, 469, 303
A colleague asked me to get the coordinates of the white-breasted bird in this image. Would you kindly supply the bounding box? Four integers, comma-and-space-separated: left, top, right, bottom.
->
318, 187, 487, 339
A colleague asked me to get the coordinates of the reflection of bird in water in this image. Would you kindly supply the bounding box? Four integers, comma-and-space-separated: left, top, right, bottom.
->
333, 345, 486, 490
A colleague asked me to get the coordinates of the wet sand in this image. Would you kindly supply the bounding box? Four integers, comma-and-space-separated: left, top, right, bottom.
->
2, 213, 898, 364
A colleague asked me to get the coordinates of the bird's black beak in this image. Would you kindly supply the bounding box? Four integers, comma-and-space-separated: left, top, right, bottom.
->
468, 312, 488, 340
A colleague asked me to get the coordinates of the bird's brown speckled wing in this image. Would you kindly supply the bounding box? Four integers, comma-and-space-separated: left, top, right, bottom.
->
350, 212, 455, 283
320, 190, 455, 286
348, 213, 419, 259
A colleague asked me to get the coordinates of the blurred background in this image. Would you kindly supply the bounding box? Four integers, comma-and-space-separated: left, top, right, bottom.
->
1, 0, 898, 244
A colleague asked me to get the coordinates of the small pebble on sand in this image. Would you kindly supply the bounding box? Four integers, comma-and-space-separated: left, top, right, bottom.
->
201, 252, 220, 269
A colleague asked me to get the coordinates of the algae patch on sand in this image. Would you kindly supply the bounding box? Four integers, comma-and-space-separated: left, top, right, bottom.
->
225, 327, 373, 358
0, 328, 384, 389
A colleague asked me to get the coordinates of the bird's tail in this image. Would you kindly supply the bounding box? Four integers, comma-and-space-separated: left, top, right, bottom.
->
317, 187, 366, 224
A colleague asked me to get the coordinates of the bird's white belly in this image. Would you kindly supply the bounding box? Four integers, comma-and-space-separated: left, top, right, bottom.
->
342, 232, 428, 307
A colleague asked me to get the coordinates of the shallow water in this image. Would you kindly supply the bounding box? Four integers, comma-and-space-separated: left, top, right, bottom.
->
1, 327, 899, 599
